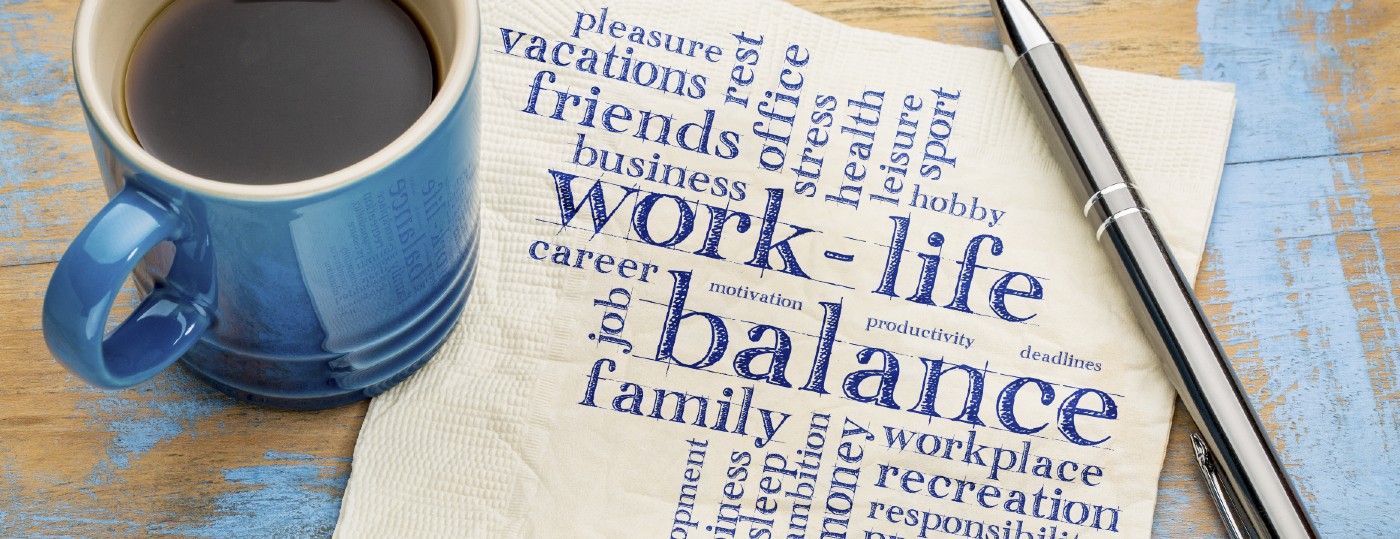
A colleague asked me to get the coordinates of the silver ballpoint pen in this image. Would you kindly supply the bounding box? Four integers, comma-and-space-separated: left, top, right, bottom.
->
989, 1, 1320, 538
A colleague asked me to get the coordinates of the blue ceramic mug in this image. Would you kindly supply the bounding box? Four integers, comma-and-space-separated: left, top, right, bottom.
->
43, 0, 481, 409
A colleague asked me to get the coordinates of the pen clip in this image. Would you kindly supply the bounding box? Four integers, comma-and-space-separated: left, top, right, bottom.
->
1191, 433, 1256, 539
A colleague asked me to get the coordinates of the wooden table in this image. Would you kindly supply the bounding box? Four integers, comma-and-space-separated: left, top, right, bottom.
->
2, 0, 1394, 536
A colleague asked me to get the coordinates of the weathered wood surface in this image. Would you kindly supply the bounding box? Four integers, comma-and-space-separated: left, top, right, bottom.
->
1, 0, 1394, 536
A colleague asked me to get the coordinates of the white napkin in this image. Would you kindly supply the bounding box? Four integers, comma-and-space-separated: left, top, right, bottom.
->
335, 0, 1235, 537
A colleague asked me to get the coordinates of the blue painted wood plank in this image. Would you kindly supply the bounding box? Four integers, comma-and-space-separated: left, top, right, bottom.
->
1205, 154, 1400, 535
162, 451, 350, 538
0, 0, 105, 267
1187, 0, 1400, 536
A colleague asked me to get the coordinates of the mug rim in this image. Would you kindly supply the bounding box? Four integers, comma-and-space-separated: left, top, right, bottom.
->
72, 0, 479, 201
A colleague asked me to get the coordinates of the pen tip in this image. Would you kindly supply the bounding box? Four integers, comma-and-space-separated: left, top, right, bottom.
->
990, 0, 1055, 62
1190, 433, 1211, 462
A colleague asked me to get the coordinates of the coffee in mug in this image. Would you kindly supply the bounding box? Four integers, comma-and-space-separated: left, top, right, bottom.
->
125, 0, 437, 184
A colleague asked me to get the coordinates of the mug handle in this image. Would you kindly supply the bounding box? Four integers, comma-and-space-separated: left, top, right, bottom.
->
42, 185, 215, 389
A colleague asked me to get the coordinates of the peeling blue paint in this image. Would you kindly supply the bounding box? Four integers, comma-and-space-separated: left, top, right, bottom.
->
0, 0, 98, 266
0, 126, 61, 189
0, 185, 103, 265
74, 373, 228, 484
1191, 1, 1348, 164
0, 5, 71, 109
163, 452, 349, 538
265, 450, 351, 463
1152, 465, 1220, 538
1205, 157, 1399, 536
1184, 0, 1400, 536
930, 24, 1000, 51
0, 182, 84, 237
0, 449, 154, 538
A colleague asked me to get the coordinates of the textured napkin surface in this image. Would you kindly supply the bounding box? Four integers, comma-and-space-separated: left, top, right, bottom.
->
335, 0, 1235, 537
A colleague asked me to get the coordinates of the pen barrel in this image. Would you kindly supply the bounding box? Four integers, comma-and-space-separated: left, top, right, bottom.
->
1011, 42, 1319, 539
1098, 210, 1314, 539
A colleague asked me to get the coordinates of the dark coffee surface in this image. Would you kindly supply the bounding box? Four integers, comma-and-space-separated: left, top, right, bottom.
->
125, 0, 434, 185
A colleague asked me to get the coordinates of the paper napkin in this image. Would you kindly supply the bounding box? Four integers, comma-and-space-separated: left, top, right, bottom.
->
335, 0, 1234, 537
